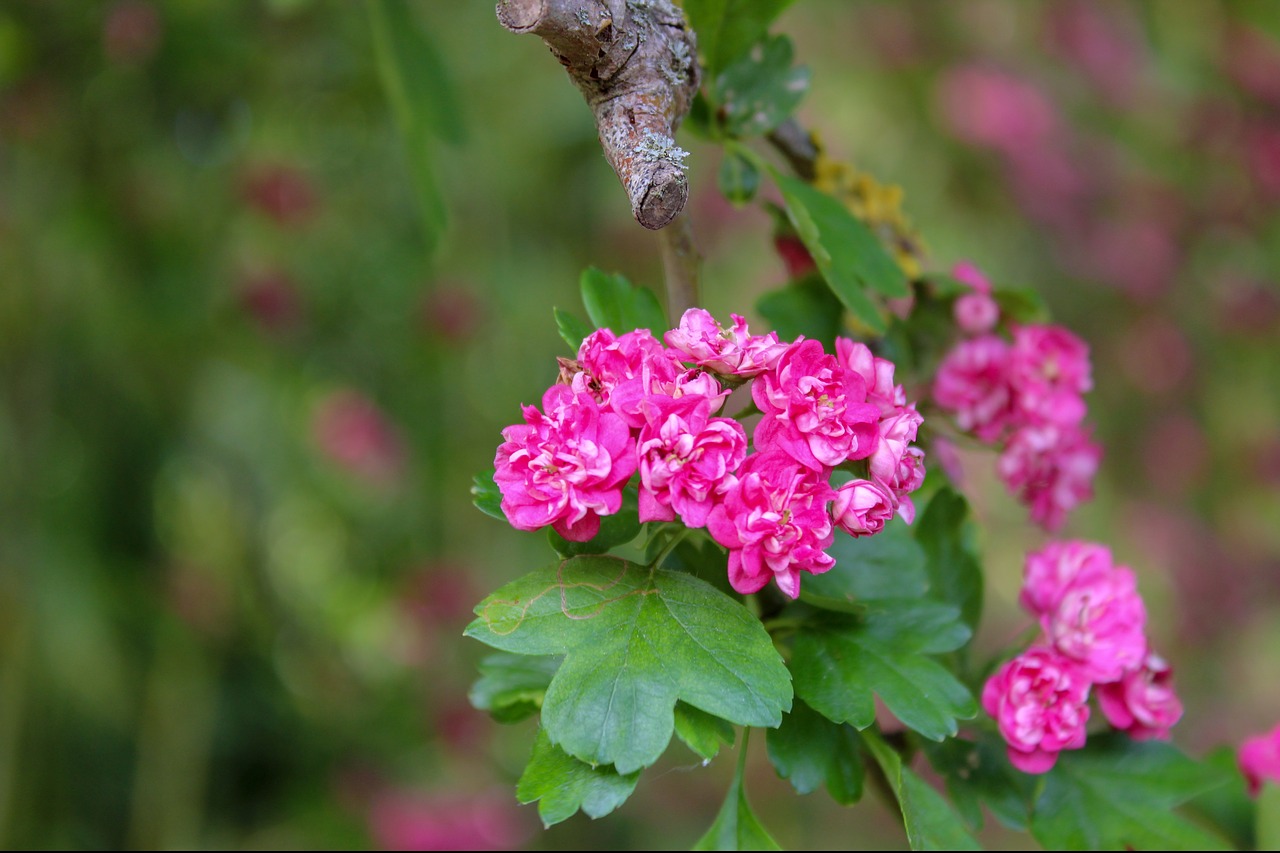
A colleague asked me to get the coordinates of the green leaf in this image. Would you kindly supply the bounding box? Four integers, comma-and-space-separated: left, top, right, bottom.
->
1258, 783, 1280, 853
863, 729, 983, 851
468, 652, 561, 724
682, 0, 798, 78
579, 267, 669, 337
675, 702, 736, 760
914, 488, 983, 633
790, 604, 976, 742
921, 735, 1036, 832
464, 556, 792, 773
554, 307, 595, 352
547, 491, 641, 557
1185, 746, 1256, 850
367, 0, 461, 245
517, 728, 640, 827
993, 287, 1050, 324
471, 469, 504, 521
766, 699, 864, 804
755, 276, 844, 351
800, 517, 929, 611
773, 172, 909, 333
1030, 734, 1235, 851
693, 732, 782, 850
718, 150, 761, 204
713, 35, 809, 138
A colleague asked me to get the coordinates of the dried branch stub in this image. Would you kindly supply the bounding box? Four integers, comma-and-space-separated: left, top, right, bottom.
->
496, 0, 699, 230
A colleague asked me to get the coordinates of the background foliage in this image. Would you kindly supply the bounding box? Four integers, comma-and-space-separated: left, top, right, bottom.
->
1, 0, 1277, 848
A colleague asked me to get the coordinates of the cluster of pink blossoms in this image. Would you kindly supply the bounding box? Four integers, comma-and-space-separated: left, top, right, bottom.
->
493, 309, 926, 599
933, 262, 1102, 531
983, 541, 1183, 774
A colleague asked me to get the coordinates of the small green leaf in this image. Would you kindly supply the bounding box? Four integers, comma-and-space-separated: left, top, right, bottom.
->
766, 699, 864, 804
682, 0, 798, 78
554, 307, 595, 352
465, 556, 792, 773
468, 653, 561, 724
694, 732, 783, 850
914, 488, 984, 633
773, 172, 910, 333
471, 470, 504, 521
921, 735, 1036, 832
800, 518, 929, 610
718, 150, 761, 204
755, 276, 844, 350
1258, 783, 1280, 852
1030, 734, 1235, 851
675, 702, 736, 760
517, 728, 640, 827
791, 604, 975, 742
1185, 746, 1257, 850
579, 267, 669, 337
993, 287, 1050, 324
863, 729, 983, 851
547, 491, 641, 557
713, 35, 810, 138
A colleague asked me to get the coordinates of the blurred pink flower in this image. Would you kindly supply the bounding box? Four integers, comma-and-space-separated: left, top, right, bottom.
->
997, 423, 1101, 532
1224, 25, 1280, 108
1097, 652, 1183, 741
1117, 315, 1193, 397
1245, 123, 1280, 200
103, 1, 161, 66
369, 790, 528, 851
1045, 1, 1143, 103
983, 646, 1092, 774
933, 334, 1013, 442
242, 164, 318, 227
954, 292, 999, 336
1239, 723, 1280, 797
239, 270, 303, 334
936, 65, 1059, 156
1008, 324, 1092, 428
1020, 540, 1115, 618
1042, 561, 1147, 683
312, 389, 407, 488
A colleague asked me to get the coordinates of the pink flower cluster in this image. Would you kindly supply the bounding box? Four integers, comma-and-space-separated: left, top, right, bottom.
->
933, 262, 1102, 531
983, 541, 1182, 774
493, 309, 927, 599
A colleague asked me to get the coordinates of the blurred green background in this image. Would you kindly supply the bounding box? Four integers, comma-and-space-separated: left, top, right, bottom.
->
1, 1, 1277, 849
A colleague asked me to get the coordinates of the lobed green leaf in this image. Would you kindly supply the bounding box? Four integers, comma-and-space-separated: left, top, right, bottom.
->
755, 276, 844, 351
675, 702, 736, 760
554, 307, 595, 352
863, 729, 983, 850
790, 604, 975, 742
914, 488, 984, 633
681, 0, 798, 79
517, 728, 640, 827
1030, 734, 1236, 851
765, 699, 865, 805
468, 652, 561, 724
800, 517, 929, 610
464, 556, 791, 774
693, 735, 782, 850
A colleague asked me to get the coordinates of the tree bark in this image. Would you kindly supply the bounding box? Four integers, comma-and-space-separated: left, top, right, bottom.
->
496, 0, 699, 231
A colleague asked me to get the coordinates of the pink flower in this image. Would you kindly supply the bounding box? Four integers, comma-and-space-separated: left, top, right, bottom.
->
753, 340, 881, 470
636, 395, 747, 528
1239, 723, 1280, 797
868, 409, 926, 523
955, 292, 1000, 336
665, 309, 789, 377
312, 389, 407, 488
933, 334, 1014, 442
1041, 559, 1147, 684
982, 647, 1092, 774
706, 451, 837, 599
368, 789, 527, 851
937, 65, 1060, 157
1097, 652, 1183, 741
1008, 325, 1092, 427
831, 479, 897, 537
571, 328, 684, 422
951, 261, 992, 294
1019, 540, 1115, 617
836, 338, 905, 414
493, 385, 636, 541
997, 423, 1101, 532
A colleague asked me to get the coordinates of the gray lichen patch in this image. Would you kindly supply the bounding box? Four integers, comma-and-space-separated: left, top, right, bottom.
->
636, 131, 689, 169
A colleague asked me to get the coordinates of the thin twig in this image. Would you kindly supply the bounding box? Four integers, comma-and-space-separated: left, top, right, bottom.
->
657, 210, 700, 321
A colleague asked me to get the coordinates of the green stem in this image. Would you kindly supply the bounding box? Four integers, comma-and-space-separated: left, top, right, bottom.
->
648, 526, 693, 571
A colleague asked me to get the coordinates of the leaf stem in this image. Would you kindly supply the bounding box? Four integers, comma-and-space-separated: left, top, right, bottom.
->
648, 525, 694, 571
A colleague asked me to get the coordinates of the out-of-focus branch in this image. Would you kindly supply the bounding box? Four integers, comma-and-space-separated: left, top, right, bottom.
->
496, 0, 699, 231
657, 211, 699, 319
766, 118, 820, 181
